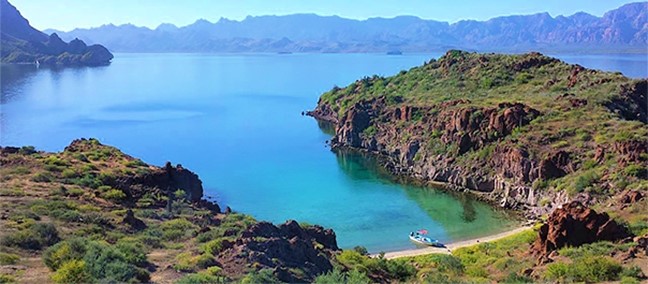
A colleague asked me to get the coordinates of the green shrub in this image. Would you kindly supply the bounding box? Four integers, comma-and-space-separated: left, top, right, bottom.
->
44, 238, 88, 270
1, 223, 59, 250
0, 274, 15, 283
314, 269, 345, 284
174, 189, 186, 200
19, 146, 36, 155
31, 171, 54, 182
102, 189, 126, 201
0, 253, 19, 265
346, 269, 371, 284
624, 164, 647, 178
43, 238, 149, 283
176, 273, 229, 284
362, 125, 377, 137
353, 246, 369, 256
240, 269, 280, 284
558, 241, 615, 258
160, 218, 197, 241
203, 238, 229, 255
51, 260, 91, 284
61, 169, 79, 179
115, 242, 147, 267
544, 257, 622, 282
173, 252, 216, 272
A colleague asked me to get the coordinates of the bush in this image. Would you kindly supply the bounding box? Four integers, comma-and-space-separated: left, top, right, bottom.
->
0, 253, 19, 265
173, 252, 216, 272
51, 260, 91, 284
44, 238, 88, 270
353, 246, 369, 256
346, 269, 371, 284
102, 189, 126, 201
544, 257, 622, 282
0, 274, 16, 283
240, 269, 281, 284
203, 238, 230, 255
314, 269, 345, 284
19, 146, 36, 155
624, 164, 647, 178
1, 223, 59, 250
160, 218, 197, 241
31, 171, 54, 182
43, 238, 150, 283
176, 273, 228, 284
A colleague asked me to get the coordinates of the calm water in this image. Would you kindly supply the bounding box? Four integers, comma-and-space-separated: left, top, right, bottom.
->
1, 53, 644, 252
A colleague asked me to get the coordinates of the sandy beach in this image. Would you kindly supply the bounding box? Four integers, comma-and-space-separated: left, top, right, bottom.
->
374, 226, 534, 259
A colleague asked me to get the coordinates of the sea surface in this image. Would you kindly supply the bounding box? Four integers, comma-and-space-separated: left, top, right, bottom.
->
1, 53, 645, 252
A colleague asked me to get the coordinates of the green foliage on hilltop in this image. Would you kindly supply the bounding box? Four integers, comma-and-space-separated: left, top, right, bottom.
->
317, 50, 647, 199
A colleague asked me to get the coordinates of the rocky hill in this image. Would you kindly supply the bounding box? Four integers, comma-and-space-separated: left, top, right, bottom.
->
0, 139, 338, 283
48, 2, 647, 53
0, 138, 646, 283
309, 50, 647, 218
0, 0, 113, 66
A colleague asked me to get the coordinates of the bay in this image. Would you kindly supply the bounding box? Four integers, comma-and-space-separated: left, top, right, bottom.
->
1, 52, 644, 252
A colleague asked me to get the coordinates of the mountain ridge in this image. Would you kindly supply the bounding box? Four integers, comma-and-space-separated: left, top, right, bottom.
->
0, 0, 113, 65
44, 2, 648, 53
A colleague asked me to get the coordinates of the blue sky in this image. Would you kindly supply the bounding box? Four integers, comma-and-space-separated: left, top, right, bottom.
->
12, 0, 641, 31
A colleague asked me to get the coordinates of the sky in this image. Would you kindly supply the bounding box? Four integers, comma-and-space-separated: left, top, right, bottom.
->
12, 0, 642, 32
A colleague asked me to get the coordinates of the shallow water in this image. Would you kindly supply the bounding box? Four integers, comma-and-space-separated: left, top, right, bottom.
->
1, 52, 643, 252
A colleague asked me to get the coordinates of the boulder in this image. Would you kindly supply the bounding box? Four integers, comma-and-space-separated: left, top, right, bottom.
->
531, 201, 632, 261
217, 220, 339, 282
121, 209, 146, 231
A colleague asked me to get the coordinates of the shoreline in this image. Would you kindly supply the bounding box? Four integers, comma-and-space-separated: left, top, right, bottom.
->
373, 226, 533, 260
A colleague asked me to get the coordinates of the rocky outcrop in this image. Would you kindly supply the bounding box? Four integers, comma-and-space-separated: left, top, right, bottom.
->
63, 138, 212, 210
605, 80, 648, 123
1, 0, 113, 66
613, 139, 648, 166
309, 51, 648, 218
319, 96, 547, 211
121, 209, 146, 231
306, 99, 339, 124
531, 201, 631, 262
216, 220, 339, 282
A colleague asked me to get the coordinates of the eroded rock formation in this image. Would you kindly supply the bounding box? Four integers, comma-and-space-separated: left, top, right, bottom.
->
531, 201, 631, 262
216, 220, 339, 282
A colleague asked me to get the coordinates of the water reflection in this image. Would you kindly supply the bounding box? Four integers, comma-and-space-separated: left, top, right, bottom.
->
1, 64, 39, 104
332, 147, 517, 240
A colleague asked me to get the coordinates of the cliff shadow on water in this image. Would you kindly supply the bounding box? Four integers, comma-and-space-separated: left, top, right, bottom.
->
332, 146, 521, 241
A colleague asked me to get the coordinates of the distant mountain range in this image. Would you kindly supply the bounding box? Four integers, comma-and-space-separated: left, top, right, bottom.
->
45, 2, 648, 53
1, 0, 113, 65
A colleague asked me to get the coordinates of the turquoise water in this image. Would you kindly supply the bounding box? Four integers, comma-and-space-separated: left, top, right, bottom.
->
1, 53, 644, 252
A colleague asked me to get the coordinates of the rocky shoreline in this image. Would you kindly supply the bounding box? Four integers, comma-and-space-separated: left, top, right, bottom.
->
307, 50, 648, 220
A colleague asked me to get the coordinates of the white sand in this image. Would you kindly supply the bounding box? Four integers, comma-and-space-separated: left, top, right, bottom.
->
373, 226, 533, 259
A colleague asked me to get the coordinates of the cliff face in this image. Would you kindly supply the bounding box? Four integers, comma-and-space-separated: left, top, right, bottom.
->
0, 0, 113, 66
310, 51, 648, 217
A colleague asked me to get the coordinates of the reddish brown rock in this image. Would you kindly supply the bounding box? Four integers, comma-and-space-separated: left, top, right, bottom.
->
531, 201, 632, 260
620, 190, 644, 204
217, 220, 338, 282
613, 139, 648, 166
567, 65, 583, 88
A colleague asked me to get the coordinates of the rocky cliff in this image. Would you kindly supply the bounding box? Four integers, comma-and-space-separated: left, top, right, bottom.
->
0, 0, 113, 66
0, 138, 340, 282
309, 50, 648, 217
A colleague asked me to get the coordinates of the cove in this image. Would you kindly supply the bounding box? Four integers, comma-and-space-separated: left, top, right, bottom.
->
1, 53, 644, 252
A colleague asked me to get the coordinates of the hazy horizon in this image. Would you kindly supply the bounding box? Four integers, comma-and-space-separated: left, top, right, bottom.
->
11, 0, 643, 32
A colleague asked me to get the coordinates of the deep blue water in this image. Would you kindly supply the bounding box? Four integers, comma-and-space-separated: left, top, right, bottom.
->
1, 53, 644, 252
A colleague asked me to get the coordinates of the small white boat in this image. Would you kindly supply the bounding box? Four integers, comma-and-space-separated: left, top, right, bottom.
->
35, 60, 40, 67
409, 229, 444, 247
